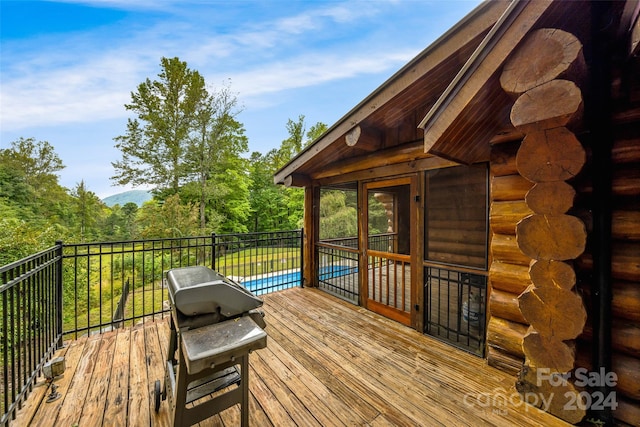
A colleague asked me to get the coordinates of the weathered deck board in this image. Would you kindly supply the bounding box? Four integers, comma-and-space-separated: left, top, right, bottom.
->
102, 328, 130, 426
15, 287, 571, 427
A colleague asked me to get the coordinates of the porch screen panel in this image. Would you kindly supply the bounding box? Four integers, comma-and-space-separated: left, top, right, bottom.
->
317, 183, 359, 303
425, 164, 488, 269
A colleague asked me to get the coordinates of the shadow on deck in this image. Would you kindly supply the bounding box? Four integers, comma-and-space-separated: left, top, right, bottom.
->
14, 287, 570, 426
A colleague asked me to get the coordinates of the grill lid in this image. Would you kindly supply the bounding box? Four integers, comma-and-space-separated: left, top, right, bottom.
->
166, 266, 262, 317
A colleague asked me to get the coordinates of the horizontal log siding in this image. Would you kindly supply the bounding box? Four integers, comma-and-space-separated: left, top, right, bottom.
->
487, 140, 530, 373
572, 76, 640, 425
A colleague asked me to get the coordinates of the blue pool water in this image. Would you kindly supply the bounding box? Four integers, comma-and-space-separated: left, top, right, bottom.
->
242, 264, 355, 295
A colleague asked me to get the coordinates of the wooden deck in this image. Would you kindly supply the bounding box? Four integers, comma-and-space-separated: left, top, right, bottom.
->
13, 287, 570, 426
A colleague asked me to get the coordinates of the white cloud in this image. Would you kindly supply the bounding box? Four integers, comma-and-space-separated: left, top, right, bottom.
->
1, 0, 416, 133
219, 49, 416, 104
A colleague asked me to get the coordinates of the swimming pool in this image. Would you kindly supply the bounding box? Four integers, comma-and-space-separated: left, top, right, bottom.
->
241, 264, 355, 295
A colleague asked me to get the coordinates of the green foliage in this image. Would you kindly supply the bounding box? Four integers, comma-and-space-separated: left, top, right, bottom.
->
71, 180, 107, 242
136, 194, 200, 238
0, 137, 64, 192
247, 116, 327, 232
0, 138, 74, 261
319, 189, 358, 240
0, 218, 69, 265
112, 56, 207, 194
0, 60, 336, 263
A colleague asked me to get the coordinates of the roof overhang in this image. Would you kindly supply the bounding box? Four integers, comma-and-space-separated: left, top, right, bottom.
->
418, 0, 557, 164
274, 0, 511, 186
274, 0, 637, 186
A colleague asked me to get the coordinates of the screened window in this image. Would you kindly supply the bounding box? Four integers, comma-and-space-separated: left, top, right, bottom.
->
425, 164, 488, 269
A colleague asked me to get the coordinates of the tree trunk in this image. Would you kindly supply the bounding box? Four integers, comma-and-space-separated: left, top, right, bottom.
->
489, 261, 531, 294
490, 141, 519, 176
528, 260, 576, 290
487, 316, 527, 357
581, 318, 640, 358
489, 288, 527, 324
576, 243, 640, 282
522, 329, 576, 372
518, 286, 586, 340
516, 365, 587, 424
612, 210, 640, 241
492, 174, 534, 201
490, 201, 533, 235
487, 346, 523, 376
491, 234, 531, 266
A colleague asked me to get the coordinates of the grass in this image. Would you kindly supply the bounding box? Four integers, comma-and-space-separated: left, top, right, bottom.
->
62, 245, 301, 335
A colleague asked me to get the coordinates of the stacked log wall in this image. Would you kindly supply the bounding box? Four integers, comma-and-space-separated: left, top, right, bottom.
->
487, 139, 532, 375
494, 27, 590, 423
488, 26, 640, 425
572, 92, 640, 426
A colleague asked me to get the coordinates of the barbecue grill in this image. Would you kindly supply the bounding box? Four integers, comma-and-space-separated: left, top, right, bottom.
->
155, 266, 267, 427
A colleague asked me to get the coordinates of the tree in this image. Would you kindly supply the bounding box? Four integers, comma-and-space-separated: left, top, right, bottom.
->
186, 82, 247, 230
136, 194, 200, 238
71, 180, 105, 242
112, 57, 207, 194
248, 116, 327, 231
0, 137, 64, 192
306, 122, 328, 145
0, 137, 73, 233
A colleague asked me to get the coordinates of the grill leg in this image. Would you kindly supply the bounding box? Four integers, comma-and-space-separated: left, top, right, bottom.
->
241, 354, 249, 427
172, 356, 189, 427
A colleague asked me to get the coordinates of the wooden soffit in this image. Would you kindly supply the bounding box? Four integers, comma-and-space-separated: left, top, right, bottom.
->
273, 0, 511, 186
419, 0, 558, 165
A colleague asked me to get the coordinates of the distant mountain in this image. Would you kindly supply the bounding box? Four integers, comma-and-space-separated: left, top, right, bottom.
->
102, 190, 153, 207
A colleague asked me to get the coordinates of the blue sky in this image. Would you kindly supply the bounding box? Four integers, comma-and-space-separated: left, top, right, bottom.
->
1, 0, 481, 198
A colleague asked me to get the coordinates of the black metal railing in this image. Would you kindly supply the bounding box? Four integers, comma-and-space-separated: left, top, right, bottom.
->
1, 245, 63, 427
0, 229, 303, 425
213, 230, 303, 295
317, 242, 359, 303
314, 233, 399, 304
423, 265, 487, 357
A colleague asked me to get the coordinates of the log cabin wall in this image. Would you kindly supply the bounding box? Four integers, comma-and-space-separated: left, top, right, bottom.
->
572, 59, 640, 426
486, 24, 640, 425
487, 137, 531, 375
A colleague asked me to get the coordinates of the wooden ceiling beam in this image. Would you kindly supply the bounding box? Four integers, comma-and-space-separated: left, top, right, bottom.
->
345, 125, 380, 152
283, 173, 311, 188
312, 140, 426, 180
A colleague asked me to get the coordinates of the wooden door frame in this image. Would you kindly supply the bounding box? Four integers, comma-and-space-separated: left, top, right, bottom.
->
359, 175, 421, 328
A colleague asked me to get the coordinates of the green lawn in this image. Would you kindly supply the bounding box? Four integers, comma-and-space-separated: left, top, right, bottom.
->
63, 245, 300, 335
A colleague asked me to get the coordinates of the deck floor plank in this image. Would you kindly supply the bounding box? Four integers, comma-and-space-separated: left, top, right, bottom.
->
265, 290, 447, 426
261, 339, 358, 426
128, 325, 150, 427
9, 342, 71, 427
18, 287, 573, 427
250, 350, 325, 427
54, 335, 102, 426
78, 330, 117, 426
102, 328, 131, 426
262, 302, 384, 424
144, 321, 172, 427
